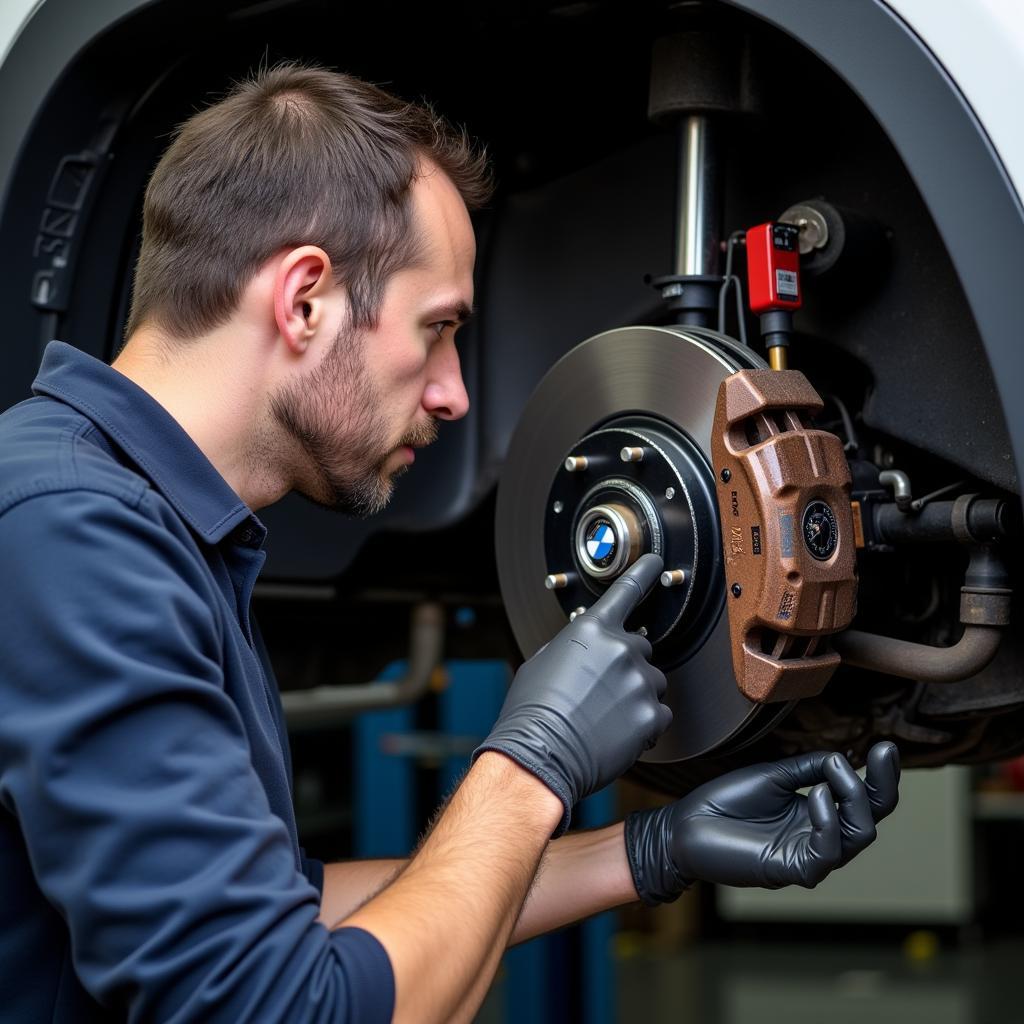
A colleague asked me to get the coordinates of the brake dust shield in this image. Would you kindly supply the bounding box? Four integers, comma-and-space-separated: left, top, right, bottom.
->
495, 324, 791, 763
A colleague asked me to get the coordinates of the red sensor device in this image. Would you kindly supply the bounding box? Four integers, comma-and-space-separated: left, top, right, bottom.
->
745, 222, 802, 315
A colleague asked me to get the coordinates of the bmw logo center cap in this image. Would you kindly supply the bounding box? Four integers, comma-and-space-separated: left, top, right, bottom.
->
586, 520, 617, 566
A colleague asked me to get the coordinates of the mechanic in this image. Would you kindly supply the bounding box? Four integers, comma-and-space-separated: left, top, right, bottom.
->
0, 64, 900, 1023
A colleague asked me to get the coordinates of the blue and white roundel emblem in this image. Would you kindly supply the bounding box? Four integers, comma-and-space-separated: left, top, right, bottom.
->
586, 522, 617, 564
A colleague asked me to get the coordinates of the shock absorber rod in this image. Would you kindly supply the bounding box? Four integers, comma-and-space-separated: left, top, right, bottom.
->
647, 27, 757, 326
673, 115, 721, 280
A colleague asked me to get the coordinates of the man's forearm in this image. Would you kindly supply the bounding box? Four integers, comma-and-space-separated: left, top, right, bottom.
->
320, 822, 639, 944
454, 820, 638, 1022
340, 751, 563, 1024
514, 822, 636, 940
318, 859, 404, 928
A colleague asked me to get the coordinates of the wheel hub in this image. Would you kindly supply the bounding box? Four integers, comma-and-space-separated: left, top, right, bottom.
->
544, 415, 722, 662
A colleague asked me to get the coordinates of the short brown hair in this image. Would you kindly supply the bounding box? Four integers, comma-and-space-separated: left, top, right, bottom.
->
126, 64, 493, 340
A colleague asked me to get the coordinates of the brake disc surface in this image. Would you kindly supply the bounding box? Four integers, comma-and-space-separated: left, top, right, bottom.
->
496, 324, 786, 762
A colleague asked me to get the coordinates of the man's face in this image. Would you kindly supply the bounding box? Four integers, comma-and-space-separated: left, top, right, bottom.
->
271, 164, 475, 517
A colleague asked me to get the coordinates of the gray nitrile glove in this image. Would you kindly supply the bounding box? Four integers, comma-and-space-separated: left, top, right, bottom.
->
625, 741, 900, 903
475, 553, 671, 836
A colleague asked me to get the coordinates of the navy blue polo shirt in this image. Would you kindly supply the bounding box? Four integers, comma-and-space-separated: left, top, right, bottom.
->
0, 342, 394, 1022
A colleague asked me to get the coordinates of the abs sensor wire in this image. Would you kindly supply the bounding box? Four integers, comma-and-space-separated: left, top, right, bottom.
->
717, 231, 748, 346
822, 393, 859, 454
910, 479, 967, 513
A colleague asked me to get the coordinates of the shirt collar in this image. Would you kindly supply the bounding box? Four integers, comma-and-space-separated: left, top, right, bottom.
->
32, 341, 259, 546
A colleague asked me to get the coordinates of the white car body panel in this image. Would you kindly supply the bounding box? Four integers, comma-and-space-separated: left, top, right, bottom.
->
884, 0, 1024, 214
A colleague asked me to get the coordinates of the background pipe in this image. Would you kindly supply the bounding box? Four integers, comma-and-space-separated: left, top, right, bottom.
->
832, 544, 1011, 683
832, 624, 1003, 683
281, 602, 444, 728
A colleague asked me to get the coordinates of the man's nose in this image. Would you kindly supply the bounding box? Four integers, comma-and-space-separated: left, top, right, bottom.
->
423, 340, 470, 421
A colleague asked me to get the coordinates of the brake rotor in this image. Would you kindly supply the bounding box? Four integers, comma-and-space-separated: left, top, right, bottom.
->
496, 324, 791, 763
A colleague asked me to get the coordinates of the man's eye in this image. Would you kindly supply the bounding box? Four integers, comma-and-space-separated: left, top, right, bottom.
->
431, 321, 457, 340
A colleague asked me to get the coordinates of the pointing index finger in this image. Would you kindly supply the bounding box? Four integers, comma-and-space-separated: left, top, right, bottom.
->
589, 553, 664, 628
865, 741, 900, 822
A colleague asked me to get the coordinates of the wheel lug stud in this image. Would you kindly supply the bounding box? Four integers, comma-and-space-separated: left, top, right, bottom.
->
545, 573, 571, 590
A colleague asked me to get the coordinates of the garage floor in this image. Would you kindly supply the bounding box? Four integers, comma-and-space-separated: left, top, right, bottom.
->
616, 940, 1024, 1024
480, 938, 1024, 1023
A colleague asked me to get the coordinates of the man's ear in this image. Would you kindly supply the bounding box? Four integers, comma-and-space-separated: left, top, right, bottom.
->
273, 246, 336, 354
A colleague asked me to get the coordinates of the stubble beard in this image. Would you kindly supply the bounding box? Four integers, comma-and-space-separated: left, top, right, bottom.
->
269, 323, 438, 518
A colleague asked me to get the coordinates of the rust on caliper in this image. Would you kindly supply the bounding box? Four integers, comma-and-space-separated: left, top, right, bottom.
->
711, 369, 858, 703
